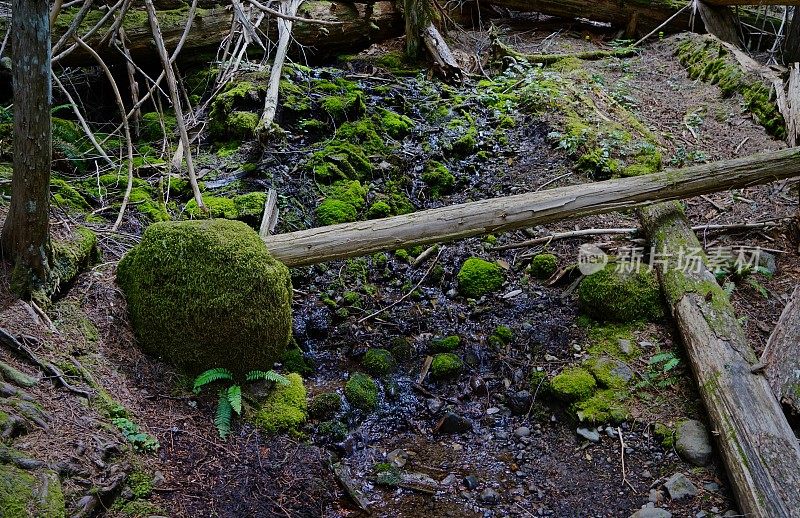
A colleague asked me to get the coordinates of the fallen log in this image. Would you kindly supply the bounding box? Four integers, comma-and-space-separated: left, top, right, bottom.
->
639, 202, 800, 518
760, 285, 800, 415
262, 147, 800, 267
47, 1, 404, 66
422, 23, 463, 82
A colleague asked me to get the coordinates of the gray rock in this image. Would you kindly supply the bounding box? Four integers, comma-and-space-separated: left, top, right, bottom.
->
508, 390, 531, 415
387, 448, 408, 468
757, 251, 777, 275
648, 489, 664, 504
479, 488, 500, 505
440, 474, 457, 486
514, 426, 531, 438
723, 511, 739, 517
434, 412, 473, 434
675, 420, 713, 466
664, 472, 698, 500
703, 482, 720, 492
464, 475, 479, 490
618, 339, 634, 355
577, 427, 600, 443
590, 356, 634, 382
629, 505, 672, 518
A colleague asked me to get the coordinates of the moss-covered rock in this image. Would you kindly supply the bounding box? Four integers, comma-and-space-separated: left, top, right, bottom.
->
308, 142, 372, 182
209, 80, 266, 140
421, 160, 455, 199
282, 346, 312, 375
457, 257, 504, 298
430, 353, 463, 380
528, 253, 558, 279
139, 111, 177, 141
309, 392, 342, 420
429, 335, 460, 353
185, 192, 267, 221
116, 219, 292, 377
367, 200, 392, 219
574, 388, 629, 423
253, 373, 307, 435
344, 372, 378, 411
377, 108, 415, 138
0, 463, 65, 518
317, 419, 348, 440
578, 263, 663, 322
316, 180, 367, 226
362, 348, 396, 376
551, 367, 596, 401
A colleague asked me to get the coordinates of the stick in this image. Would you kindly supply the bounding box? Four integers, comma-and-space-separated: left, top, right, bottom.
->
245, 0, 344, 25
258, 188, 279, 239
145, 0, 205, 212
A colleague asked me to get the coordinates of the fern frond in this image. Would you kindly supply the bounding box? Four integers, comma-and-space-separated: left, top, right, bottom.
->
215, 389, 233, 439
246, 370, 290, 386
227, 385, 242, 415
193, 368, 234, 394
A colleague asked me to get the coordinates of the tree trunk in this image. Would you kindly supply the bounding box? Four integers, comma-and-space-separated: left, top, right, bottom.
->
787, 8, 800, 63
695, 1, 741, 46
639, 202, 800, 518
1, 0, 53, 297
262, 147, 800, 267
403, 0, 432, 59
760, 285, 800, 415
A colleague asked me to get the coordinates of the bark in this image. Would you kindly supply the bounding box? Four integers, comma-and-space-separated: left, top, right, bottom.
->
404, 0, 431, 59
787, 8, 800, 63
787, 64, 800, 146
639, 202, 800, 518
1, 0, 53, 297
262, 147, 800, 267
258, 0, 301, 134
47, 1, 404, 67
760, 285, 800, 415
422, 24, 462, 82
695, 1, 741, 46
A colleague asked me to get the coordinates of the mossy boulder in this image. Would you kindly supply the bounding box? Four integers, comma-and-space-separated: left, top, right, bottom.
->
309, 392, 342, 420
116, 219, 292, 377
551, 367, 596, 401
574, 388, 629, 423
0, 463, 65, 517
429, 335, 460, 353
578, 263, 663, 322
253, 373, 307, 435
362, 348, 395, 376
457, 257, 504, 298
344, 372, 378, 411
528, 253, 557, 279
421, 160, 455, 199
430, 353, 463, 380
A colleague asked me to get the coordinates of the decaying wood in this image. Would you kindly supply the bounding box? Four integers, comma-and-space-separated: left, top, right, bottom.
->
262, 147, 800, 267
695, 1, 741, 46
639, 202, 800, 518
491, 29, 637, 64
258, 189, 279, 239
331, 462, 371, 514
760, 285, 800, 415
422, 23, 462, 82
787, 63, 800, 146
786, 7, 800, 63
258, 0, 301, 135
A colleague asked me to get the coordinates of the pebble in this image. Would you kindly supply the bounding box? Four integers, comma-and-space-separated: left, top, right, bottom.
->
703, 482, 720, 492
544, 354, 559, 362
440, 474, 457, 486
464, 475, 479, 490
387, 448, 407, 468
648, 489, 664, 504
486, 407, 500, 415
663, 472, 698, 500
577, 427, 600, 443
675, 420, 713, 466
641, 470, 653, 479
508, 390, 531, 415
514, 426, 531, 438
479, 488, 500, 505
618, 339, 633, 355
434, 412, 473, 434
629, 503, 672, 518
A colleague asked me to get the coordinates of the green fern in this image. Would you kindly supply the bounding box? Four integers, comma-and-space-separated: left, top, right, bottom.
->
246, 369, 290, 385
215, 389, 233, 439
193, 368, 234, 394
227, 385, 242, 415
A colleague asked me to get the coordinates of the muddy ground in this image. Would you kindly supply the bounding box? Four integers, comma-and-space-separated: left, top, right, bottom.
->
1, 17, 798, 518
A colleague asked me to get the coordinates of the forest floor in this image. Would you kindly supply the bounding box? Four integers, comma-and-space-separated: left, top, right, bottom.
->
1, 16, 798, 518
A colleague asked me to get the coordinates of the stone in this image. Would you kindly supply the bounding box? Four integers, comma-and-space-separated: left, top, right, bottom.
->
675, 420, 713, 466
434, 412, 473, 434
648, 489, 664, 504
387, 449, 408, 468
629, 506, 672, 518
664, 473, 698, 500
441, 474, 457, 486
514, 426, 531, 438
703, 482, 720, 492
577, 427, 600, 443
508, 390, 531, 415
618, 339, 634, 355
464, 475, 479, 490
479, 488, 500, 505
757, 251, 777, 275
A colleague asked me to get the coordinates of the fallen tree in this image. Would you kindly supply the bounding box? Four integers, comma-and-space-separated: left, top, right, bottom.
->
639, 202, 800, 517
262, 147, 800, 267
760, 285, 800, 415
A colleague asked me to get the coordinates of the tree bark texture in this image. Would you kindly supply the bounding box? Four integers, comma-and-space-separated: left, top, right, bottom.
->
787, 8, 800, 64
262, 147, 800, 267
639, 202, 800, 518
1, 0, 53, 296
760, 285, 800, 415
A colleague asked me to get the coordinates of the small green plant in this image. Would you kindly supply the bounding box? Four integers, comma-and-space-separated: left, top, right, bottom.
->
111, 418, 160, 452
193, 367, 289, 439
636, 351, 681, 389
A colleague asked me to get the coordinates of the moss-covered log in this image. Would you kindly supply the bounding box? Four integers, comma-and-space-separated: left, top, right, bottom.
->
760, 285, 800, 415
47, 1, 403, 66
263, 147, 800, 267
639, 202, 800, 518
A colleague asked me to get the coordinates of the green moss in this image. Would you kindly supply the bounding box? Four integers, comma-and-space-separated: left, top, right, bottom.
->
492, 325, 513, 344
0, 464, 65, 518
457, 257, 504, 298
394, 249, 410, 262
529, 253, 558, 279
551, 367, 596, 401
139, 111, 177, 141
367, 200, 392, 219
209, 80, 266, 139
421, 160, 455, 199
127, 471, 153, 499
317, 419, 348, 440
336, 119, 385, 153
309, 392, 342, 420
129, 186, 170, 222
377, 108, 415, 138
316, 198, 357, 226
577, 148, 622, 179
226, 111, 260, 140
449, 116, 478, 156
578, 263, 663, 322
282, 347, 312, 375
574, 388, 629, 423
430, 353, 463, 380
120, 499, 165, 517
308, 142, 372, 182
430, 335, 460, 353
342, 291, 361, 306
116, 219, 292, 377
345, 372, 379, 411
51, 178, 90, 211
585, 357, 631, 388
279, 79, 312, 113
529, 370, 551, 395
654, 422, 675, 448
254, 372, 307, 435
49, 227, 99, 293
186, 195, 238, 219
321, 91, 366, 122
362, 348, 396, 376
374, 462, 402, 486
579, 318, 642, 359
233, 192, 267, 218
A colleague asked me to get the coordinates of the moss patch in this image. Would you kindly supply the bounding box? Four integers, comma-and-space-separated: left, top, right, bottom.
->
421, 160, 455, 199
116, 219, 292, 377
362, 348, 396, 376
254, 373, 307, 435
528, 253, 557, 279
430, 353, 463, 380
578, 263, 663, 322
309, 392, 342, 420
429, 335, 460, 353
551, 367, 596, 401
457, 257, 504, 298
345, 372, 379, 412
0, 463, 65, 518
